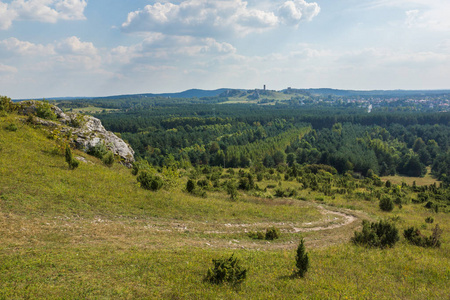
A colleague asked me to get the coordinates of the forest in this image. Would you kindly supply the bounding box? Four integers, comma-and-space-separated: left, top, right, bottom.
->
83, 101, 450, 185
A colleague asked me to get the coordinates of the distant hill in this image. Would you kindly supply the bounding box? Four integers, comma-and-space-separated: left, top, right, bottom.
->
13, 88, 450, 102
302, 88, 450, 97
13, 89, 232, 101
93, 88, 232, 100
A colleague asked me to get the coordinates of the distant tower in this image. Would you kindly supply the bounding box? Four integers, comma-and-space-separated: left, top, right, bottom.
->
263, 85, 266, 91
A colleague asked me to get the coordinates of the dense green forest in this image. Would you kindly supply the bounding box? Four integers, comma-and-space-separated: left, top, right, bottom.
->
84, 102, 450, 185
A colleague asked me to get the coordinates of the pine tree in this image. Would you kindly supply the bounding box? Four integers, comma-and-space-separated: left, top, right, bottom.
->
65, 146, 79, 170
295, 238, 309, 278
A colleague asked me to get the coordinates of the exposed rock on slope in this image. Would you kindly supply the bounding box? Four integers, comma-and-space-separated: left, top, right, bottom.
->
18, 100, 135, 167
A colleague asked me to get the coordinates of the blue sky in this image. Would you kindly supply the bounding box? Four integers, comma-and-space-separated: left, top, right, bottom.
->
1, 0, 449, 98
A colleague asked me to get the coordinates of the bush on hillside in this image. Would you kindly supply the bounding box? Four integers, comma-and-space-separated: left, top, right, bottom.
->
379, 195, 394, 212
5, 123, 18, 131
204, 254, 247, 286
87, 142, 108, 159
248, 227, 281, 241
404, 225, 442, 248
137, 171, 163, 191
36, 101, 57, 120
186, 179, 196, 193
265, 227, 280, 240
65, 146, 79, 170
425, 217, 434, 224
102, 151, 114, 167
351, 220, 399, 248
0, 96, 14, 112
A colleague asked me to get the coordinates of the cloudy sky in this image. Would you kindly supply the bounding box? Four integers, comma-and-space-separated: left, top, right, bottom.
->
1, 0, 449, 98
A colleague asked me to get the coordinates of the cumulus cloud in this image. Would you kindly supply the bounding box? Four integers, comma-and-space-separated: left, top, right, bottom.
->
278, 0, 320, 25
0, 0, 87, 29
0, 37, 54, 55
0, 2, 17, 30
107, 35, 236, 68
0, 36, 100, 72
122, 0, 320, 36
55, 36, 97, 56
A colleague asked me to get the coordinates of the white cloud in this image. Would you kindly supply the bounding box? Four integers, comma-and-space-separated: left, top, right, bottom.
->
0, 2, 17, 29
0, 36, 100, 72
361, 0, 450, 31
107, 34, 236, 67
121, 0, 320, 36
0, 0, 86, 29
278, 0, 320, 25
55, 36, 97, 56
0, 63, 17, 73
0, 37, 55, 55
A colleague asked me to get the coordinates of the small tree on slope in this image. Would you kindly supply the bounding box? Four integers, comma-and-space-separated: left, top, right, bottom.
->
65, 146, 79, 170
295, 238, 309, 278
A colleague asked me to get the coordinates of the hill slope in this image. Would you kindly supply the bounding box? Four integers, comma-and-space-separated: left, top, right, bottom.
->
0, 112, 449, 299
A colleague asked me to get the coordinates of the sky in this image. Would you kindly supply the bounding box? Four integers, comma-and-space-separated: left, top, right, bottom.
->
0, 0, 449, 99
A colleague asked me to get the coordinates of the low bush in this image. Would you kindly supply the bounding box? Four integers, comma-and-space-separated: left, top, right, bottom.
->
87, 142, 108, 159
137, 171, 164, 191
351, 220, 399, 248
425, 217, 434, 224
186, 179, 196, 193
265, 227, 280, 240
403, 225, 442, 248
248, 231, 265, 240
102, 151, 114, 167
248, 227, 280, 240
204, 254, 247, 286
379, 195, 394, 212
5, 123, 18, 131
36, 101, 57, 120
65, 146, 79, 170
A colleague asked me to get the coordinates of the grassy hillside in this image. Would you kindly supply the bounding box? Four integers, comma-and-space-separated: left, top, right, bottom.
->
0, 113, 449, 299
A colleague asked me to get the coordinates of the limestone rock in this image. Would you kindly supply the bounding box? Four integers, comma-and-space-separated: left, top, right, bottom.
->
18, 100, 135, 167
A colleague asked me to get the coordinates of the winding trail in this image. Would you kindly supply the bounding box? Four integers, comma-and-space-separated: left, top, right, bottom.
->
291, 205, 358, 233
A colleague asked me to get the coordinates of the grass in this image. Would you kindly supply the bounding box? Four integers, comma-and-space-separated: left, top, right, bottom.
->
0, 113, 449, 299
381, 167, 439, 186
63, 106, 119, 114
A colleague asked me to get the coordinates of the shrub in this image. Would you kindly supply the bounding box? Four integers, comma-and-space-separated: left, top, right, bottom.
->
294, 238, 309, 278
425, 217, 434, 224
36, 101, 57, 120
248, 231, 265, 240
265, 227, 280, 240
205, 254, 247, 286
226, 180, 238, 200
131, 159, 152, 176
379, 195, 394, 212
186, 179, 196, 193
5, 123, 18, 131
87, 142, 108, 159
0, 96, 14, 112
351, 220, 399, 248
65, 146, 79, 170
404, 225, 442, 248
102, 151, 114, 167
137, 171, 164, 191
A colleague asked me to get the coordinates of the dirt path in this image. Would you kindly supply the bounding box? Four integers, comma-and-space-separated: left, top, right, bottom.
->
291, 205, 358, 233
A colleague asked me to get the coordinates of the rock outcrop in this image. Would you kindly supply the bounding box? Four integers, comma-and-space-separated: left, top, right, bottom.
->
18, 100, 135, 167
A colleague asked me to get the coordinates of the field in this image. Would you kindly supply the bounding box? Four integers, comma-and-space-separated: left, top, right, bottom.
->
1, 113, 449, 299
381, 167, 439, 186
